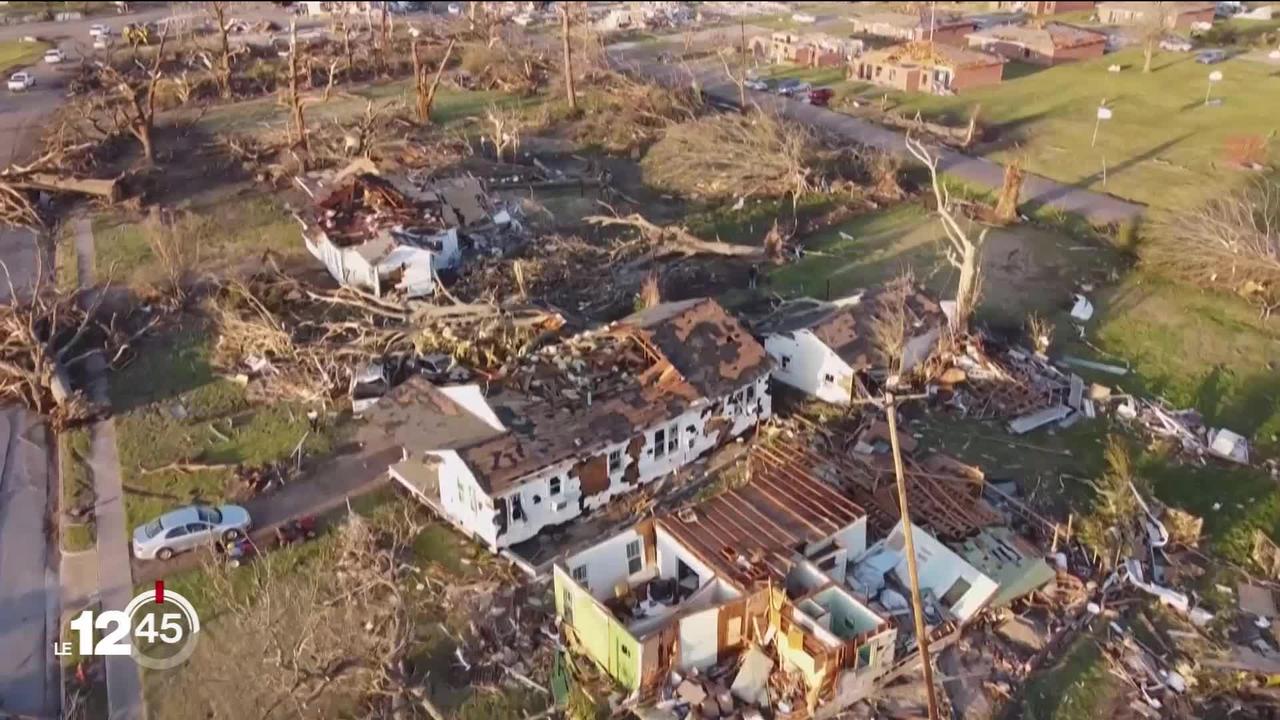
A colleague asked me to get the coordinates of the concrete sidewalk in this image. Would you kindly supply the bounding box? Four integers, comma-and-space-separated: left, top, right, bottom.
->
74, 216, 144, 720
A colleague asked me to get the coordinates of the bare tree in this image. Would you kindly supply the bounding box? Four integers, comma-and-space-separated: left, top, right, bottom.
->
905, 133, 986, 331
208, 1, 233, 98
717, 21, 750, 108
100, 26, 170, 164
561, 1, 578, 113
1140, 2, 1172, 73
285, 21, 308, 152
413, 38, 456, 124
993, 156, 1024, 224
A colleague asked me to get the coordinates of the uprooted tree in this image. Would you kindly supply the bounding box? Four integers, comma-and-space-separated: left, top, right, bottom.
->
0, 263, 154, 427
641, 113, 819, 200
1146, 178, 1280, 317
905, 133, 986, 332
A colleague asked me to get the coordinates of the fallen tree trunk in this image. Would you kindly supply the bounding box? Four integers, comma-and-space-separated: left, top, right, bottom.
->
584, 213, 767, 266
8, 173, 122, 201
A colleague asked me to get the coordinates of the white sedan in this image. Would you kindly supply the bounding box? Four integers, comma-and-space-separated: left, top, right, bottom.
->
132, 504, 252, 560
7, 72, 35, 92
43, 48, 65, 64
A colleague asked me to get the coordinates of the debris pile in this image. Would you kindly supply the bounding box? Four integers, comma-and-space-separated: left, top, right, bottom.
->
297, 160, 528, 299
933, 337, 1257, 468
207, 265, 563, 405
444, 580, 559, 695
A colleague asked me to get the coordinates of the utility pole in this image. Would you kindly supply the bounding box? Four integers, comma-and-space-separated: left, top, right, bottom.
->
885, 392, 941, 720
929, 1, 937, 47
739, 20, 748, 108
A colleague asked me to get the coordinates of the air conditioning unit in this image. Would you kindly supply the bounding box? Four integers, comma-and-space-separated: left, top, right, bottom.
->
551, 499, 570, 513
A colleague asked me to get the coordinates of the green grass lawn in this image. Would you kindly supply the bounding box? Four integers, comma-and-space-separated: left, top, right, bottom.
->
1010, 627, 1123, 720
59, 427, 95, 553
92, 193, 300, 291
841, 47, 1280, 211
0, 39, 50, 74
110, 328, 345, 533
768, 202, 1124, 326
194, 85, 527, 137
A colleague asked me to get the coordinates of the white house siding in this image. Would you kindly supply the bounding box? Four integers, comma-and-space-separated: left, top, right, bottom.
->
765, 331, 856, 405
561, 528, 655, 600
484, 374, 773, 549
678, 605, 721, 671
432, 450, 500, 548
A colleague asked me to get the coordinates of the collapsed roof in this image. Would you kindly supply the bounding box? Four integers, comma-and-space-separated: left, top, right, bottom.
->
753, 286, 946, 371
450, 299, 772, 494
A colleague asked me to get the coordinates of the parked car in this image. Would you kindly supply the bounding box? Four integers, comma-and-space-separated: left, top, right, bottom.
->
805, 87, 834, 106
88, 23, 110, 38
744, 78, 769, 91
1159, 36, 1193, 52
132, 504, 252, 560
1196, 49, 1227, 64
7, 72, 34, 92
43, 48, 65, 64
776, 79, 811, 97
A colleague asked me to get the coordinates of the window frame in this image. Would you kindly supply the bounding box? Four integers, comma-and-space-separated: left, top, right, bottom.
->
571, 564, 589, 589
626, 540, 642, 575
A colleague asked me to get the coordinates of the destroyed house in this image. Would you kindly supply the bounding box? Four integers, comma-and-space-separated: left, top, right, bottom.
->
754, 288, 945, 406
853, 41, 1005, 94
299, 162, 512, 299
850, 11, 976, 45
554, 445, 899, 713
389, 299, 773, 550
966, 22, 1107, 65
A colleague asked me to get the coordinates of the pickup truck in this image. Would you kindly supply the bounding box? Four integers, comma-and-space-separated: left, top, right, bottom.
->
8, 72, 35, 92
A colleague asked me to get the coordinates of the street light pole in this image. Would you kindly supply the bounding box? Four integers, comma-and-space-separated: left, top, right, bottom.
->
885, 392, 941, 720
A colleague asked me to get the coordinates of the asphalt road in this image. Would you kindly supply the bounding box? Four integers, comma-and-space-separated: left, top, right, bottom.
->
0, 407, 56, 718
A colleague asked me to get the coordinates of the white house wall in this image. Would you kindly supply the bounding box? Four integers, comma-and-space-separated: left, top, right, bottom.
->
432, 450, 499, 549
885, 521, 999, 623
678, 605, 721, 671
561, 528, 655, 601
765, 331, 856, 406
484, 374, 773, 549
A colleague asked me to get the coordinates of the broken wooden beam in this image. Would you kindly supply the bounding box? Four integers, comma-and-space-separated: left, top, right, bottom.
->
7, 173, 122, 202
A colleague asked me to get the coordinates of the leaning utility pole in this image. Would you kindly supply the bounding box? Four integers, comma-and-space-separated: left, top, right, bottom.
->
885, 392, 941, 720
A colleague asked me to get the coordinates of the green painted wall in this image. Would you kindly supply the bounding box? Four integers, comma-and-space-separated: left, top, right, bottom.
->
554, 567, 643, 690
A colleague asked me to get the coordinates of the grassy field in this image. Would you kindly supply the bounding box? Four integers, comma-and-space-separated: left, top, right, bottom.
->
0, 39, 50, 74
769, 202, 1124, 326
194, 84, 527, 137
109, 328, 345, 533
1011, 629, 1123, 720
840, 47, 1280, 211
59, 427, 94, 553
92, 193, 301, 291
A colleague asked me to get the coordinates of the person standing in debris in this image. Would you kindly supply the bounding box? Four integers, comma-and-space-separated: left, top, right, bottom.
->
748, 264, 760, 290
